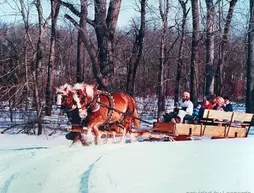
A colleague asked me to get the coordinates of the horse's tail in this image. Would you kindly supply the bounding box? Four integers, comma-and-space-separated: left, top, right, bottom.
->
128, 95, 140, 130
132, 105, 140, 130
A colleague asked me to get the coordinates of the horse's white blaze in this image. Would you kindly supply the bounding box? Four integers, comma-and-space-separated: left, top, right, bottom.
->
56, 94, 62, 106
79, 110, 87, 119
73, 92, 88, 119
85, 84, 94, 98
73, 83, 95, 119
72, 92, 81, 108
55, 83, 74, 109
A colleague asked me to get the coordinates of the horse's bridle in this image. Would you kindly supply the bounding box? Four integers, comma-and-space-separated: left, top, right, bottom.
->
78, 91, 116, 126
56, 92, 77, 112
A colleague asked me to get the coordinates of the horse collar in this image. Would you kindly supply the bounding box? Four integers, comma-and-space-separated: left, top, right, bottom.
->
91, 96, 100, 112
98, 92, 115, 125
87, 94, 100, 112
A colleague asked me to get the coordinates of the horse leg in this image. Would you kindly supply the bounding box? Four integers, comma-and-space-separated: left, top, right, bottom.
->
70, 133, 80, 147
93, 128, 102, 145
120, 116, 133, 143
79, 133, 89, 146
120, 127, 127, 144
85, 128, 95, 145
112, 131, 116, 143
116, 124, 126, 144
129, 132, 137, 142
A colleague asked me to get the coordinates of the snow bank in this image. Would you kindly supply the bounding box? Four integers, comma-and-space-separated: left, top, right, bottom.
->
0, 135, 254, 193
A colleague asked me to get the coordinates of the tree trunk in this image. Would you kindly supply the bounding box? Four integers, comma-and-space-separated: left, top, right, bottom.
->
34, 0, 49, 135
76, 33, 85, 83
19, 0, 30, 111
157, 0, 169, 121
93, 0, 122, 90
75, 1, 86, 83
246, 0, 254, 113
215, 0, 237, 96
175, 0, 189, 102
45, 0, 60, 116
205, 0, 215, 96
126, 0, 146, 96
59, 0, 122, 91
190, 0, 199, 105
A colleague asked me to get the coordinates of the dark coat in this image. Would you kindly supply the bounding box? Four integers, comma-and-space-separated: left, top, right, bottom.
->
223, 103, 233, 112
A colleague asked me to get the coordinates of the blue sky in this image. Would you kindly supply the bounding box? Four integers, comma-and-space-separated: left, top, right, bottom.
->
0, 0, 249, 31
0, 0, 142, 27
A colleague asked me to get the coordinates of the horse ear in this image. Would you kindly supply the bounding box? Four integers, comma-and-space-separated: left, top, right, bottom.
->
94, 84, 99, 89
94, 84, 102, 94
93, 84, 98, 92
53, 87, 58, 93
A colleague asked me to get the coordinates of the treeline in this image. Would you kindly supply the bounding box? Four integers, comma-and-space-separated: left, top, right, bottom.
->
0, 0, 253, 135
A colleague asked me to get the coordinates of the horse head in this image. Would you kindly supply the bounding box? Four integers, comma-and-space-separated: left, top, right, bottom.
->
72, 82, 99, 119
55, 83, 76, 112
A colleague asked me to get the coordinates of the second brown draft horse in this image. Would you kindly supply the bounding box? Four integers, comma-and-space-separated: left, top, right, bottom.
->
73, 82, 140, 145
55, 83, 88, 147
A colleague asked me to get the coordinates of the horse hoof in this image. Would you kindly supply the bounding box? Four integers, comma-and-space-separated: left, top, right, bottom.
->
70, 143, 76, 147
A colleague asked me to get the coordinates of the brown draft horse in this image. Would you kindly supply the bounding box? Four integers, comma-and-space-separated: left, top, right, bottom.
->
72, 82, 140, 145
55, 83, 88, 147
55, 83, 121, 146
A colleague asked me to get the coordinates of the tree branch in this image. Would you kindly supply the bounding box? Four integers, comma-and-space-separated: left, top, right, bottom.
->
57, 0, 95, 27
57, 0, 80, 17
64, 14, 80, 29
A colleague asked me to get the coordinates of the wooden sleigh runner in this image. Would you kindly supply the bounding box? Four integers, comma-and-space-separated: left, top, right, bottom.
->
66, 123, 125, 138
137, 109, 254, 141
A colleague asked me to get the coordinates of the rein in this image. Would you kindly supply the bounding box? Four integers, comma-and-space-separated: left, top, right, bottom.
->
79, 91, 153, 125
93, 92, 115, 126
96, 95, 153, 125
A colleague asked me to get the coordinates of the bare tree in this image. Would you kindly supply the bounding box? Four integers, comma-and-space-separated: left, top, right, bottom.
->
215, 0, 238, 96
126, 0, 147, 96
157, 0, 169, 121
33, 0, 50, 135
19, 0, 35, 110
76, 0, 86, 83
246, 0, 254, 113
174, 0, 190, 101
59, 0, 122, 90
190, 0, 200, 105
205, 0, 215, 96
45, 0, 60, 116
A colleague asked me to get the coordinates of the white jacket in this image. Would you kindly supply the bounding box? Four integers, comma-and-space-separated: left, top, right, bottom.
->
179, 100, 194, 115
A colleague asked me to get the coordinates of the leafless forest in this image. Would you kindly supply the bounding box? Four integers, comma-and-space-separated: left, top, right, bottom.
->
0, 0, 254, 134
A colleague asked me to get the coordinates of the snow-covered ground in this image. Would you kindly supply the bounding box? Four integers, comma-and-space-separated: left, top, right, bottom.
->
0, 134, 254, 193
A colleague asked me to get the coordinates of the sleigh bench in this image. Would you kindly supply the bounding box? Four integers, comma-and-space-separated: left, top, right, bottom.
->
139, 109, 254, 140
199, 109, 254, 138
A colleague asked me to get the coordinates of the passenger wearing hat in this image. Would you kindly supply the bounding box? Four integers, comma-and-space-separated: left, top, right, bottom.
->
222, 96, 233, 112
198, 96, 214, 119
213, 96, 225, 111
163, 91, 194, 123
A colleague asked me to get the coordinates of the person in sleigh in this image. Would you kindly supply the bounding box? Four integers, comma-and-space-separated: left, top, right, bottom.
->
163, 91, 194, 123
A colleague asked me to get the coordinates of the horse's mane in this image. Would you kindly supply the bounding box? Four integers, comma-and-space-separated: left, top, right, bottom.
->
56, 83, 73, 94
73, 82, 94, 98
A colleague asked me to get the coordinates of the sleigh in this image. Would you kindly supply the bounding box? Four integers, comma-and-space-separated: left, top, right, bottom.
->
135, 109, 254, 141
67, 109, 254, 142
56, 83, 254, 143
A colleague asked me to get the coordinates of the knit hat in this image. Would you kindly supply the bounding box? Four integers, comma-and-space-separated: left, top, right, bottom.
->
215, 97, 224, 105
183, 92, 190, 98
